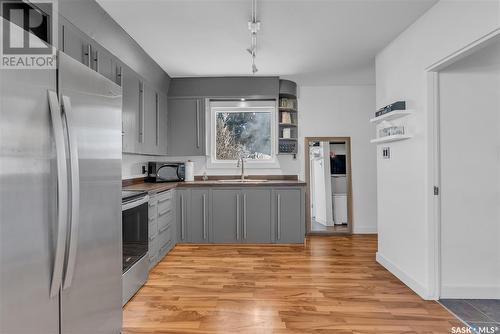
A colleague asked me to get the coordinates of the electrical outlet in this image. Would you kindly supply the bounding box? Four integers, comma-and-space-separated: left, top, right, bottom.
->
382, 147, 390, 159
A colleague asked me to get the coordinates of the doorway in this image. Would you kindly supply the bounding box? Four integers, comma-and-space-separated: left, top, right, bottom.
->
305, 137, 353, 235
431, 35, 500, 323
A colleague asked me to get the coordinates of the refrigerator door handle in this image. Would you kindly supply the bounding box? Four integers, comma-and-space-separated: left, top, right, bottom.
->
47, 90, 69, 298
61, 96, 80, 290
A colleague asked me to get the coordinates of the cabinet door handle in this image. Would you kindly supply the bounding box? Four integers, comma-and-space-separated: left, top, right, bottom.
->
116, 65, 122, 85
243, 193, 247, 239
155, 93, 159, 147
138, 82, 144, 143
158, 209, 171, 217
180, 194, 185, 241
158, 197, 170, 204
93, 49, 99, 72
84, 44, 92, 68
277, 194, 281, 241
159, 224, 169, 233
236, 193, 240, 240
195, 100, 200, 149
202, 194, 207, 240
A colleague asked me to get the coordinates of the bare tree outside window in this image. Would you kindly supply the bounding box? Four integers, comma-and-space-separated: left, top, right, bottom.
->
215, 111, 272, 161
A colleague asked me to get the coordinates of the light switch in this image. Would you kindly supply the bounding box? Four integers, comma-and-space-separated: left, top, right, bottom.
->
382, 147, 390, 159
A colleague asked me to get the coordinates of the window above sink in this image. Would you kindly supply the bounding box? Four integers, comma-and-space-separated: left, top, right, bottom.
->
206, 100, 280, 169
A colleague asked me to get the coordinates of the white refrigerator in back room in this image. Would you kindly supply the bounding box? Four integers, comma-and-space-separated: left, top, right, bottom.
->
0, 21, 123, 334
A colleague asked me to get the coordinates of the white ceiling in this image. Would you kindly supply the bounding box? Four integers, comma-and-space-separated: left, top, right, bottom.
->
97, 0, 437, 85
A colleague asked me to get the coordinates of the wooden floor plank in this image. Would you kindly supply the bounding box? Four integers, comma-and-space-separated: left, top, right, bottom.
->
123, 235, 460, 334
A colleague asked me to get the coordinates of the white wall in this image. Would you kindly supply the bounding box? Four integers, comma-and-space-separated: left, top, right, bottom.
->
375, 0, 500, 299
439, 41, 500, 298
298, 85, 377, 234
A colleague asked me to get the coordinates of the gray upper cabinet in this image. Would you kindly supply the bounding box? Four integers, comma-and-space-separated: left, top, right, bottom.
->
211, 189, 240, 243
140, 84, 158, 155
273, 188, 305, 244
187, 189, 209, 243
241, 189, 272, 243
61, 18, 91, 67
122, 67, 140, 154
158, 93, 168, 155
92, 46, 114, 83
167, 98, 205, 156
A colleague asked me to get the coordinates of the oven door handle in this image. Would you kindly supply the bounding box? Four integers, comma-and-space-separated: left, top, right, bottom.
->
122, 196, 149, 211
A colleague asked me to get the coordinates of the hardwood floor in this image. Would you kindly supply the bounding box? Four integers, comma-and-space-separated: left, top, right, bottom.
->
123, 235, 461, 333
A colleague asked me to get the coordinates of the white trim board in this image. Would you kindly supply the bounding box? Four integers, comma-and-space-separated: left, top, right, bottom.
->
440, 285, 500, 299
376, 252, 431, 300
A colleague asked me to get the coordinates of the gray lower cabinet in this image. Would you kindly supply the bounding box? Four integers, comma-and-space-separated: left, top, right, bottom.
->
148, 190, 176, 270
176, 189, 189, 243
211, 189, 241, 243
241, 189, 272, 243
187, 189, 210, 243
167, 98, 205, 156
176, 186, 304, 244
273, 188, 305, 244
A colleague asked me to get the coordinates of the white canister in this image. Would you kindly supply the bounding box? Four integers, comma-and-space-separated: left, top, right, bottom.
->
185, 160, 194, 182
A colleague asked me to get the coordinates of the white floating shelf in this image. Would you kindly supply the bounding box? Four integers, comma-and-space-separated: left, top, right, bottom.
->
370, 110, 414, 123
370, 134, 412, 144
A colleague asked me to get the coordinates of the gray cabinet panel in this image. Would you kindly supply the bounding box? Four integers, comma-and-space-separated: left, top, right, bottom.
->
158, 93, 168, 155
167, 98, 205, 156
188, 189, 210, 243
93, 46, 114, 82
122, 67, 140, 153
242, 189, 272, 243
141, 84, 157, 154
212, 189, 240, 243
168, 77, 279, 98
176, 189, 189, 243
274, 188, 305, 244
61, 18, 91, 67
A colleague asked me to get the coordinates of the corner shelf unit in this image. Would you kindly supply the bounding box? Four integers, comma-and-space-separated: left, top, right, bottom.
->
278, 80, 298, 155
370, 110, 414, 123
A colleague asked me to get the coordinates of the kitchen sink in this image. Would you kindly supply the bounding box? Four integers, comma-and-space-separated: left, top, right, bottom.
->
216, 179, 269, 183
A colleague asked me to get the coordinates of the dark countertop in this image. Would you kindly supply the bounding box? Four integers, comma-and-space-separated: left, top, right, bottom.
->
123, 179, 306, 194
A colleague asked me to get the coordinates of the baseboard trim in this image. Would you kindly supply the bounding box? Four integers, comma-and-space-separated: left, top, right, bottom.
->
376, 252, 431, 300
441, 285, 500, 299
353, 226, 378, 234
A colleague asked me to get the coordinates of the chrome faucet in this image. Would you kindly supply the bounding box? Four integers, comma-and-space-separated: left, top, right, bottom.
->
237, 157, 245, 180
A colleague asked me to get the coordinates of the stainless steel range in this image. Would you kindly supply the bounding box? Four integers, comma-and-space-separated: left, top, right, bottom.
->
122, 190, 149, 305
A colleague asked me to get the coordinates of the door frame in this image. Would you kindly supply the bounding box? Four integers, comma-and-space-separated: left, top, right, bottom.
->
425, 28, 500, 300
304, 136, 353, 235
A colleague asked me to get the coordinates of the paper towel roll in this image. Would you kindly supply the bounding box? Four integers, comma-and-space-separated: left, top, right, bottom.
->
185, 160, 194, 181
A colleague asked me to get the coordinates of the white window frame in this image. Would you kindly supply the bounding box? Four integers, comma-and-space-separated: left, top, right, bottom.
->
206, 100, 279, 169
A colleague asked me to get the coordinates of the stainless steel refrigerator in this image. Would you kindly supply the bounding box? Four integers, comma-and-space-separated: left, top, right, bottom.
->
0, 46, 123, 333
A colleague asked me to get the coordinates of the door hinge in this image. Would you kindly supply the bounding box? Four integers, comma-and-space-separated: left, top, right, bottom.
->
434, 186, 439, 196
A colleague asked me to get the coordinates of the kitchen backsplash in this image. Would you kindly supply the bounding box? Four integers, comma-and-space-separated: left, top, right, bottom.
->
122, 154, 299, 180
